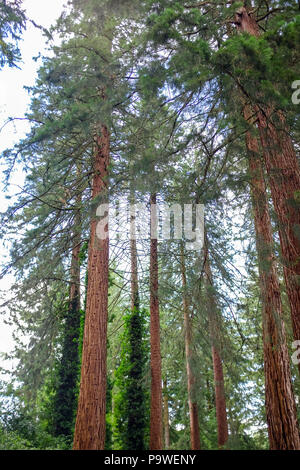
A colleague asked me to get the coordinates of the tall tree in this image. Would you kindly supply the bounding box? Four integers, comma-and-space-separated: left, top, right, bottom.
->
73, 125, 110, 450
203, 236, 229, 449
235, 5, 300, 371
126, 195, 147, 450
149, 193, 163, 450
244, 104, 300, 449
180, 243, 201, 450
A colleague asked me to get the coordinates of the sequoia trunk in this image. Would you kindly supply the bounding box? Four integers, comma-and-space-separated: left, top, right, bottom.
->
73, 125, 110, 450
236, 5, 300, 373
245, 107, 300, 449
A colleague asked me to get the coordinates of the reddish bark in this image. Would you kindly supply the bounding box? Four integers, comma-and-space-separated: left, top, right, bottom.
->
73, 125, 110, 450
180, 244, 201, 450
203, 241, 229, 449
211, 346, 228, 448
149, 193, 163, 450
236, 5, 300, 374
245, 107, 300, 449
257, 112, 300, 369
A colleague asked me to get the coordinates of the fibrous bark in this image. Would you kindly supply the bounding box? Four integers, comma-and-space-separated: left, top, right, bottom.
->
236, 5, 300, 375
244, 106, 300, 450
73, 125, 110, 450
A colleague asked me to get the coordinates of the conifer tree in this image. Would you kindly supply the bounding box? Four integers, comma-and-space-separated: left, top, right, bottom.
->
149, 193, 163, 450
203, 235, 229, 449
244, 105, 300, 449
180, 242, 201, 450
234, 3, 300, 376
0, 0, 25, 67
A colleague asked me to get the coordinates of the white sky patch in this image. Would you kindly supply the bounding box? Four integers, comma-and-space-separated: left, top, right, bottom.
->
0, 0, 66, 376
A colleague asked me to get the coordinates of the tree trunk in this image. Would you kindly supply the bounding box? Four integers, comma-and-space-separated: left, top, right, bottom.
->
180, 243, 201, 450
203, 237, 229, 449
163, 378, 170, 450
236, 5, 300, 374
244, 106, 300, 449
257, 111, 300, 371
73, 125, 110, 450
149, 193, 163, 450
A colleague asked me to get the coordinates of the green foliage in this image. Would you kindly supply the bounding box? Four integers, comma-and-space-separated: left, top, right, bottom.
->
52, 297, 81, 438
113, 308, 149, 450
0, 0, 25, 67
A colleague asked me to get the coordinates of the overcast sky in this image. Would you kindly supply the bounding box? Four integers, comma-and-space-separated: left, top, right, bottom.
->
0, 0, 66, 376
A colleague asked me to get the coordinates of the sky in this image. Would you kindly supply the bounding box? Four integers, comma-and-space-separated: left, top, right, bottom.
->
0, 0, 66, 377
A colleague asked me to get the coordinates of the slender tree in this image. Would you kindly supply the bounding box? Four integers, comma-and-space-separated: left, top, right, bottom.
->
53, 187, 82, 438
149, 193, 163, 450
126, 194, 147, 450
203, 236, 229, 449
162, 378, 170, 450
180, 243, 201, 450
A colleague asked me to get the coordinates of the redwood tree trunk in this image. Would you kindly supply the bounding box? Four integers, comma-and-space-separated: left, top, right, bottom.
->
149, 193, 163, 450
73, 125, 110, 450
180, 244, 201, 450
236, 5, 300, 374
244, 107, 300, 449
257, 112, 300, 369
203, 240, 229, 449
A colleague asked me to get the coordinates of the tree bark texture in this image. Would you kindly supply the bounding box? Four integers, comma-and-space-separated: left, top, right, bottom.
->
236, 5, 300, 373
73, 125, 110, 450
244, 105, 300, 449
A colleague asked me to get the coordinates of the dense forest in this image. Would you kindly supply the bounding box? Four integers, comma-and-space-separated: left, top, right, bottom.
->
0, 0, 300, 451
